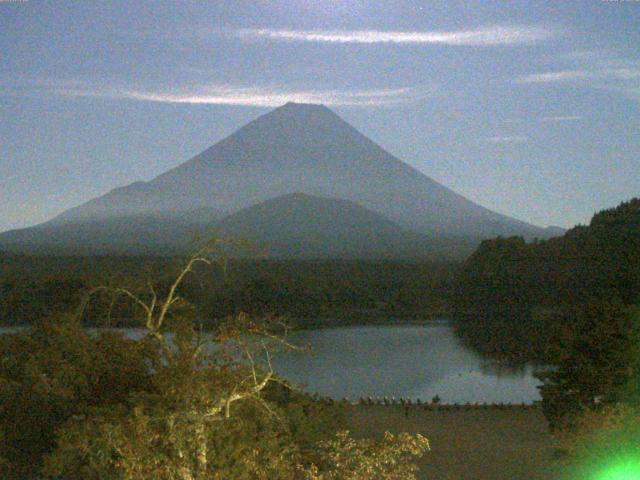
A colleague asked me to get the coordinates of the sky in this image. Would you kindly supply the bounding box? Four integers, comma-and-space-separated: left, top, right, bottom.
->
1, 0, 639, 232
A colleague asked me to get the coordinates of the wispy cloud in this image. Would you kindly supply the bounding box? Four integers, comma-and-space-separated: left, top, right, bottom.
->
485, 135, 528, 144
540, 115, 582, 122
517, 67, 640, 83
232, 25, 554, 46
516, 52, 640, 100
0, 77, 432, 107
517, 70, 591, 83
121, 86, 428, 107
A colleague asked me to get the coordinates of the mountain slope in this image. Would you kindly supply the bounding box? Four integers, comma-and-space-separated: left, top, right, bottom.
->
216, 192, 461, 259
43, 102, 549, 238
0, 210, 221, 255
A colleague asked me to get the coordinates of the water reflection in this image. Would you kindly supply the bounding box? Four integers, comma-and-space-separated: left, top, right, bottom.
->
0, 323, 543, 403
271, 324, 543, 403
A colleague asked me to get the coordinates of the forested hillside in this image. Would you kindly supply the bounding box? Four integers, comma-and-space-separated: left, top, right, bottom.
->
452, 198, 640, 362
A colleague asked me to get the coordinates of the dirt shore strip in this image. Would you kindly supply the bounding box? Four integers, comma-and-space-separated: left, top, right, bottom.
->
346, 405, 563, 480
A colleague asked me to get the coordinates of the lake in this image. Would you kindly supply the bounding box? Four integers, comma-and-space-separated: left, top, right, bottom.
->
271, 323, 543, 404
0, 322, 544, 404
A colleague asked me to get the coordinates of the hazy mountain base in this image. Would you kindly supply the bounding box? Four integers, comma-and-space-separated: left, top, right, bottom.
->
0, 194, 480, 261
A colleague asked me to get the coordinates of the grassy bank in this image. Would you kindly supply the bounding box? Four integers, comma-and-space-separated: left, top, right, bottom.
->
347, 404, 561, 479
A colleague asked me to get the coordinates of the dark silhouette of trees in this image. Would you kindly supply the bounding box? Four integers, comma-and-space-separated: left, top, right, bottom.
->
0, 318, 157, 478
452, 198, 640, 363
0, 256, 456, 329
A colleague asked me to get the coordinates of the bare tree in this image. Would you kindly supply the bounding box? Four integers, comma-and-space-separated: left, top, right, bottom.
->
71, 239, 299, 478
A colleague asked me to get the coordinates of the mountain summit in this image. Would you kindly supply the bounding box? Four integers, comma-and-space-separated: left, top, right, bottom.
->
0, 102, 556, 256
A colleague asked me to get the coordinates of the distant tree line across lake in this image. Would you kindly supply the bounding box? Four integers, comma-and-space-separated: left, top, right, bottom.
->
0, 256, 456, 329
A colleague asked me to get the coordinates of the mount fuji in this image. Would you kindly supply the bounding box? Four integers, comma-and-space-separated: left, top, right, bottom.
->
0, 102, 558, 258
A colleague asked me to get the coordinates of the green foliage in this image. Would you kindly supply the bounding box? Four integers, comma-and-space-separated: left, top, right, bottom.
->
43, 393, 302, 479
556, 404, 640, 480
302, 430, 430, 480
0, 318, 158, 479
41, 322, 423, 479
451, 198, 640, 440
536, 302, 640, 431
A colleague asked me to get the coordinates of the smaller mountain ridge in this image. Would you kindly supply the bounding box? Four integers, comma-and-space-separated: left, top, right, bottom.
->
0, 193, 478, 259
216, 193, 433, 259
0, 210, 223, 256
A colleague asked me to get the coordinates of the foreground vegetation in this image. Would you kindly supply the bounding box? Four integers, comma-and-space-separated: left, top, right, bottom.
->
0, 247, 430, 479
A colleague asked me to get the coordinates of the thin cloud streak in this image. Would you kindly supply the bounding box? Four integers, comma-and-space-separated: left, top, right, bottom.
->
517, 67, 640, 83
0, 77, 432, 107
121, 86, 426, 106
485, 136, 528, 144
517, 70, 591, 83
540, 115, 582, 122
516, 61, 640, 101
233, 25, 554, 46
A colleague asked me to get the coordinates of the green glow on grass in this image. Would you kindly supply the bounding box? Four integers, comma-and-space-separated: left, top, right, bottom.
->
594, 457, 640, 480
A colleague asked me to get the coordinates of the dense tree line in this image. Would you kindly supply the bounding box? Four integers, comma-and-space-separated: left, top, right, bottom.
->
452, 198, 640, 468
0, 257, 456, 328
540, 303, 640, 477
536, 302, 639, 429
452, 198, 640, 363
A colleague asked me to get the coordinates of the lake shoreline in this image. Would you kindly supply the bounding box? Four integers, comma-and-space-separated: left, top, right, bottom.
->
290, 315, 450, 330
0, 314, 450, 331
1, 322, 544, 404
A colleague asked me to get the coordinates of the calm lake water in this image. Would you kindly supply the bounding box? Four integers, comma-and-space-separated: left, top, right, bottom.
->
271, 324, 543, 404
0, 322, 543, 404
